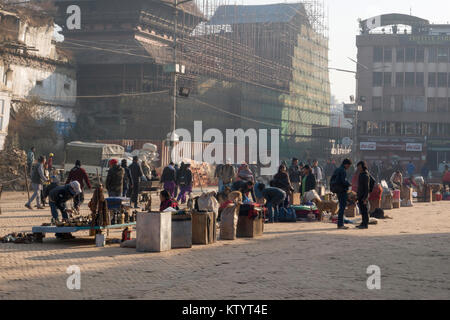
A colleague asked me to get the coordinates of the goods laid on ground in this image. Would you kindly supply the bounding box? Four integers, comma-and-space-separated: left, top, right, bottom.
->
237, 204, 265, 237
192, 211, 216, 245
344, 204, 358, 218
172, 212, 192, 249
1, 232, 41, 244
136, 211, 172, 252
292, 204, 320, 221
220, 204, 240, 240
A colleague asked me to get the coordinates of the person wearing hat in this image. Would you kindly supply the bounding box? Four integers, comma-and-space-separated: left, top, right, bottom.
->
106, 159, 124, 197
49, 181, 82, 221
49, 181, 82, 239
66, 160, 92, 211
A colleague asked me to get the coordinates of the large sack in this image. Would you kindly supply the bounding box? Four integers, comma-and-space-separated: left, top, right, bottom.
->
304, 190, 321, 203
198, 192, 219, 216
220, 205, 239, 240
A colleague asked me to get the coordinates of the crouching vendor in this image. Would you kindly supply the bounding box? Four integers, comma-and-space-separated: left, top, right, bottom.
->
159, 190, 179, 212
255, 183, 286, 223
49, 181, 82, 239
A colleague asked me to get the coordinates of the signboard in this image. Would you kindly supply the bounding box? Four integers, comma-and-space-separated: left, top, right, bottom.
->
406, 143, 423, 152
360, 142, 376, 151
401, 35, 450, 45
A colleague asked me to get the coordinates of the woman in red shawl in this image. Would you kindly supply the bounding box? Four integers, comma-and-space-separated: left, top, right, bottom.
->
159, 190, 179, 212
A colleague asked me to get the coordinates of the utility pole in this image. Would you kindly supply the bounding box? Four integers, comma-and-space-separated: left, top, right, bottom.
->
172, 0, 178, 140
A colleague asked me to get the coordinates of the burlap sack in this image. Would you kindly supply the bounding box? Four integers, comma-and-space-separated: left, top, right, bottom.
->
220, 205, 239, 240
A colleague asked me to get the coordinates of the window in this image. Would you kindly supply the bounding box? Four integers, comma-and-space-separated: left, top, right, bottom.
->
373, 72, 383, 87
64, 83, 71, 90
405, 72, 415, 87
396, 72, 404, 87
374, 47, 383, 62
437, 47, 449, 63
438, 72, 448, 87
0, 99, 4, 115
395, 122, 402, 135
396, 48, 405, 62
405, 47, 415, 62
383, 72, 392, 87
428, 47, 437, 62
416, 73, 424, 87
428, 72, 436, 87
437, 98, 447, 112
35, 80, 43, 86
416, 47, 425, 62
383, 96, 392, 112
405, 123, 418, 135
394, 96, 403, 112
384, 48, 392, 62
0, 116, 3, 131
388, 122, 395, 135
428, 97, 436, 112
372, 97, 382, 111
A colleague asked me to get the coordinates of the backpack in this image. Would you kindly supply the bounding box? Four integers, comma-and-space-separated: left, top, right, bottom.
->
329, 173, 344, 194
277, 207, 297, 223
371, 208, 385, 219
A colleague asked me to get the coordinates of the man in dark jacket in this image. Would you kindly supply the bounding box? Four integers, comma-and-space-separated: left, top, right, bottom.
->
106, 159, 124, 197
255, 183, 286, 223
330, 159, 352, 230
49, 181, 82, 221
66, 160, 91, 210
25, 155, 47, 210
129, 156, 146, 208
121, 159, 133, 197
356, 161, 370, 229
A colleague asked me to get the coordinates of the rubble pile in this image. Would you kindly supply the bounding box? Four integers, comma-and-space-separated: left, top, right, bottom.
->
0, 147, 27, 190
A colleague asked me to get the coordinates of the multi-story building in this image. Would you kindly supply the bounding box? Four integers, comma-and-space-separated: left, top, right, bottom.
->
0, 4, 77, 150
357, 13, 450, 170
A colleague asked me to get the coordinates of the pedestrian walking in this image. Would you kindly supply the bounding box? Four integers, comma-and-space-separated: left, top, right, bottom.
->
121, 159, 133, 198
25, 155, 47, 210
129, 156, 146, 208
26, 146, 35, 175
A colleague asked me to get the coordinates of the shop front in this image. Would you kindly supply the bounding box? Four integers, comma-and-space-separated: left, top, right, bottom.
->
427, 139, 450, 170
359, 137, 426, 168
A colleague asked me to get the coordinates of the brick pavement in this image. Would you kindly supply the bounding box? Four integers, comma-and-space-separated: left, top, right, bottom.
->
1, 191, 450, 300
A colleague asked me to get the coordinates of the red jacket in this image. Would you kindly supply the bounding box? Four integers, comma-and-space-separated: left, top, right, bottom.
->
66, 166, 91, 190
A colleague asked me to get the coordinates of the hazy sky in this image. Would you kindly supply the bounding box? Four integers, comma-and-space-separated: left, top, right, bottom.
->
241, 0, 450, 102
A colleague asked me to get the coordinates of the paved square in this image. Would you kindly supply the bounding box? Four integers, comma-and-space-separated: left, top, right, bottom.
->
1, 191, 450, 300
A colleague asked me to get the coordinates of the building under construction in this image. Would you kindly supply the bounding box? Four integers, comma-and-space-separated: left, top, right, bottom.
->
54, 0, 330, 161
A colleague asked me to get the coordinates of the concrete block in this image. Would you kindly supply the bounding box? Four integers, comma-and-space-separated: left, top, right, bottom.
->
172, 215, 192, 249
136, 212, 171, 252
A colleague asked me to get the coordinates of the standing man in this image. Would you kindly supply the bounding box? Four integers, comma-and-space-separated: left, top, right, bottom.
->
356, 161, 370, 230
214, 163, 224, 192
121, 159, 133, 198
312, 160, 323, 187
219, 159, 235, 192
177, 163, 193, 204
106, 159, 124, 197
300, 165, 316, 199
27, 147, 36, 175
129, 156, 146, 208
47, 153, 54, 174
288, 158, 301, 195
25, 155, 47, 210
406, 161, 416, 177
330, 159, 352, 230
161, 162, 177, 197
66, 160, 92, 211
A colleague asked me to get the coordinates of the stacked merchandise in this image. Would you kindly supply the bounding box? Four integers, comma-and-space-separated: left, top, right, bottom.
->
291, 204, 320, 221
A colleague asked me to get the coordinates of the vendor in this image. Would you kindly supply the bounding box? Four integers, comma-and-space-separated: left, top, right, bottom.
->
159, 190, 179, 212
255, 183, 286, 223
49, 181, 82, 239
231, 180, 256, 203
300, 165, 316, 199
390, 171, 403, 190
